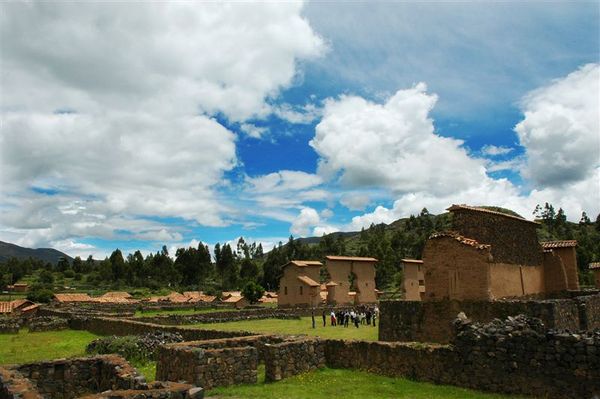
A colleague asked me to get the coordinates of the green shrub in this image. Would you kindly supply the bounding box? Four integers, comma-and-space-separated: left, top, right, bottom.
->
27, 288, 54, 303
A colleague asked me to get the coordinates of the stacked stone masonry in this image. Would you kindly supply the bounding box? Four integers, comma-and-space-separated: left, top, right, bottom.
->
0, 357, 204, 399
328, 314, 599, 399
264, 338, 326, 381
156, 338, 260, 390
378, 296, 593, 343
28, 317, 69, 332
2, 355, 146, 399
79, 382, 203, 399
68, 317, 254, 341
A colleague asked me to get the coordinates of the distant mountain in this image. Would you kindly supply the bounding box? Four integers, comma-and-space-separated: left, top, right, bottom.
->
0, 241, 73, 265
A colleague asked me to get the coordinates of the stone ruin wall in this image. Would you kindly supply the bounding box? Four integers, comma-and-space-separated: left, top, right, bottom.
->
3, 355, 146, 399
156, 338, 260, 390
264, 338, 326, 382
326, 315, 600, 399
0, 356, 203, 399
451, 209, 543, 266
68, 316, 254, 341
378, 297, 583, 343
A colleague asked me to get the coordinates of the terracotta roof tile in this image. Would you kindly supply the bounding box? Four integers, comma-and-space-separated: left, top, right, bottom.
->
100, 291, 132, 299
290, 260, 323, 267
447, 204, 540, 225
297, 275, 320, 287
54, 293, 93, 302
429, 231, 491, 250
326, 255, 378, 262
540, 240, 578, 249
21, 304, 40, 312
401, 259, 423, 264
589, 262, 600, 270
0, 302, 13, 313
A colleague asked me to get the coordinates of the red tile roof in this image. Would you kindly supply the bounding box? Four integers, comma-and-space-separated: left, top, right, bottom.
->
429, 231, 491, 250
184, 292, 217, 303
21, 304, 40, 313
326, 255, 378, 262
540, 240, 578, 249
0, 302, 13, 313
297, 275, 320, 287
290, 260, 323, 267
100, 291, 132, 299
447, 204, 540, 225
54, 293, 93, 302
589, 262, 600, 270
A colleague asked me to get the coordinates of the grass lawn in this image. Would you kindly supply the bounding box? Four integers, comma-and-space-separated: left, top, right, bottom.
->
0, 329, 101, 364
0, 329, 158, 381
186, 317, 379, 341
208, 367, 524, 399
134, 307, 238, 318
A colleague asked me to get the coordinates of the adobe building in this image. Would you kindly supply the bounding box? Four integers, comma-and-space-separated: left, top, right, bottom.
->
325, 256, 378, 305
590, 262, 600, 288
540, 240, 580, 290
402, 259, 425, 301
423, 205, 573, 301
277, 260, 323, 307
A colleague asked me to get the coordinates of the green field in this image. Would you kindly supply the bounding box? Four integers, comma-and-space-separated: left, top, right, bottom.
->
134, 307, 238, 317
0, 329, 157, 380
0, 328, 523, 398
208, 367, 523, 399
186, 317, 379, 341
0, 329, 100, 364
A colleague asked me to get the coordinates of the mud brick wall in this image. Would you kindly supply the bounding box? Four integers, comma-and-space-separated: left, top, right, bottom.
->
156, 343, 257, 390
0, 366, 44, 399
13, 355, 146, 399
379, 298, 581, 343
451, 208, 542, 265
264, 338, 326, 381
136, 308, 303, 326
69, 316, 253, 341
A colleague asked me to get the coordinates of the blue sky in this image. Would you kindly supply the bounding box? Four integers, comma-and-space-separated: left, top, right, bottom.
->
0, 1, 598, 259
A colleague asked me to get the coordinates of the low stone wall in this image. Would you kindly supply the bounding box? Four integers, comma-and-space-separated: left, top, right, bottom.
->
379, 297, 584, 343
28, 316, 69, 332
0, 319, 21, 334
0, 366, 44, 399
576, 293, 600, 330
69, 316, 254, 341
79, 382, 203, 399
326, 315, 600, 399
12, 355, 147, 399
156, 338, 258, 390
264, 338, 326, 381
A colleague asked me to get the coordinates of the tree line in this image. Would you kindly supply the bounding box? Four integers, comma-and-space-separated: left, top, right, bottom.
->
1, 204, 598, 299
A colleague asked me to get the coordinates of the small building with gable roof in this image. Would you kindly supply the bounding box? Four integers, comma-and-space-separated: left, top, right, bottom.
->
278, 260, 323, 307
325, 256, 378, 304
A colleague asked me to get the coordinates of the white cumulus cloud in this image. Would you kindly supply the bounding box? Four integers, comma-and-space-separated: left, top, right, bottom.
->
310, 83, 487, 195
515, 63, 600, 188
0, 2, 325, 248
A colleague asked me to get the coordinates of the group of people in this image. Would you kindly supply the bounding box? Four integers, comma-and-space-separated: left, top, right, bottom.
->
311, 306, 379, 328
